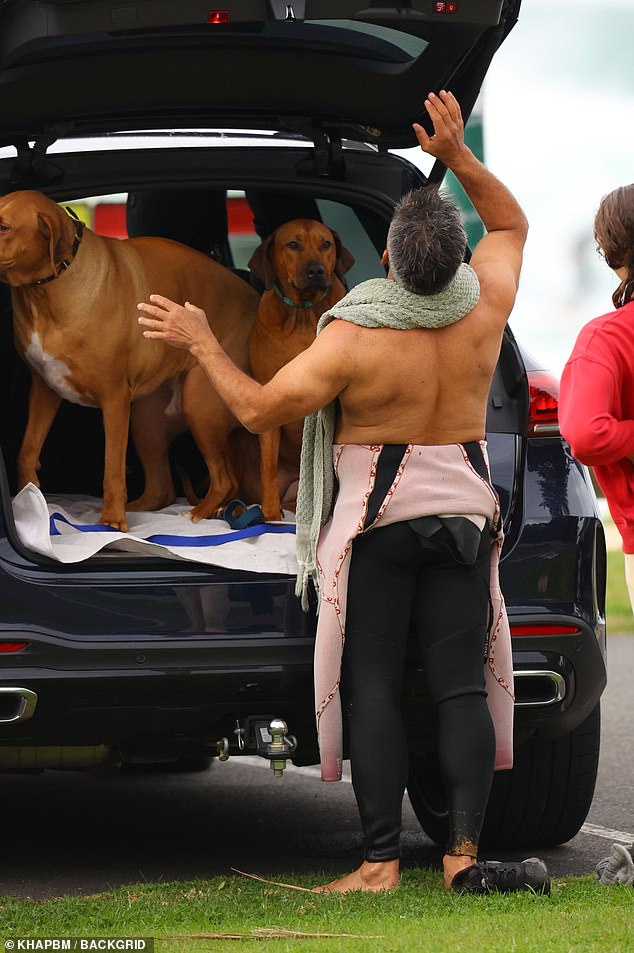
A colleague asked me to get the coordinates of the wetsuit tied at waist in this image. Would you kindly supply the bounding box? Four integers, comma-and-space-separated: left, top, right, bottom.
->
313, 441, 515, 782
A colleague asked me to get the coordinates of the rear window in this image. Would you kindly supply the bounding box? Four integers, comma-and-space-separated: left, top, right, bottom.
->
65, 191, 385, 288
2, 20, 429, 70
300, 20, 429, 62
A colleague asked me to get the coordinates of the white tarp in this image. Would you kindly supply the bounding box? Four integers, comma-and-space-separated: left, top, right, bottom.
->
12, 483, 298, 574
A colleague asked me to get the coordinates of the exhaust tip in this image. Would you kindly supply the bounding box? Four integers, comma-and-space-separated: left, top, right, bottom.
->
0, 688, 38, 724
514, 670, 566, 708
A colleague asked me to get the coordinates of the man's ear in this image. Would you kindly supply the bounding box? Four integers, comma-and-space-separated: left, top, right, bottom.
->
381, 248, 389, 267
248, 231, 277, 290
37, 211, 65, 273
329, 228, 355, 284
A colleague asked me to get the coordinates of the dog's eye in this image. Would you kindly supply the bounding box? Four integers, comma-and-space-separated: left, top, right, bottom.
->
321, 240, 332, 250
287, 241, 299, 250
0, 223, 10, 233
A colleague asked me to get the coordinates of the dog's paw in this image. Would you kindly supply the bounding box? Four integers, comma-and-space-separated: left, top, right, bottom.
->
98, 514, 129, 533
262, 507, 283, 521
189, 501, 220, 522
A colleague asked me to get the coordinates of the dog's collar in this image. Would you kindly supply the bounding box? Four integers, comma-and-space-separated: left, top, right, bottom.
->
273, 283, 329, 310
28, 208, 85, 287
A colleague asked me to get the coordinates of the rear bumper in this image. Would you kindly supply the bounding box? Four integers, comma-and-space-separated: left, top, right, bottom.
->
0, 633, 319, 761
510, 612, 606, 742
0, 609, 607, 764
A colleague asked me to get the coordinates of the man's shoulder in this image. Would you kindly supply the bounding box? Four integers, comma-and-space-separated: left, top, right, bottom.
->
314, 318, 363, 365
318, 317, 363, 341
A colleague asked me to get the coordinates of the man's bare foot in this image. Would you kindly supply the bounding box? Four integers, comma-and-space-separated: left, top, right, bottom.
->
312, 860, 399, 894
443, 853, 476, 889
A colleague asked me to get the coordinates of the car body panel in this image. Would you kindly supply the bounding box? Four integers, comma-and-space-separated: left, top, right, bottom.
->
0, 0, 521, 148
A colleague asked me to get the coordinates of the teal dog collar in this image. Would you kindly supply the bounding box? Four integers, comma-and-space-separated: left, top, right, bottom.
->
273, 284, 329, 309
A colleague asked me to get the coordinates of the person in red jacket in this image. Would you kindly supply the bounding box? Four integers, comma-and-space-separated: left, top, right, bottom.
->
560, 184, 634, 604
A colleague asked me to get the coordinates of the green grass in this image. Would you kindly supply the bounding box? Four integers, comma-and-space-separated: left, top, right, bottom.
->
606, 547, 634, 634
1, 872, 633, 953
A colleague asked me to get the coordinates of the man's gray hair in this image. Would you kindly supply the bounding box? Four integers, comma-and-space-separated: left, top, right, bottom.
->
386, 186, 467, 295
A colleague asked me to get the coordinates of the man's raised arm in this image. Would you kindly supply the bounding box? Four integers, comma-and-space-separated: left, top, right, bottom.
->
413, 90, 528, 314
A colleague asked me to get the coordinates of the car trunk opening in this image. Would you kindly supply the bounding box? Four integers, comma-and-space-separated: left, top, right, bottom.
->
0, 140, 526, 570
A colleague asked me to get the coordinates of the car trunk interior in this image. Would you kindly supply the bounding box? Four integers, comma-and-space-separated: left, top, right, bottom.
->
0, 148, 529, 567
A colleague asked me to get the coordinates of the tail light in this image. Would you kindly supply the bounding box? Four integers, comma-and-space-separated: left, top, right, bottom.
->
208, 9, 230, 23
527, 370, 560, 437
511, 624, 579, 637
0, 641, 28, 653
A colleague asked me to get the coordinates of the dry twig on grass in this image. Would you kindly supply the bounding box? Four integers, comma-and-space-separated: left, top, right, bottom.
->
167, 928, 384, 940
230, 867, 315, 893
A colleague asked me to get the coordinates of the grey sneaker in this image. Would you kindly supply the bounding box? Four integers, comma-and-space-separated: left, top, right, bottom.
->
451, 857, 551, 895
596, 844, 634, 886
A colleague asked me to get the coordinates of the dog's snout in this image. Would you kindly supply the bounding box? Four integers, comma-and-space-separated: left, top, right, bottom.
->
305, 261, 326, 280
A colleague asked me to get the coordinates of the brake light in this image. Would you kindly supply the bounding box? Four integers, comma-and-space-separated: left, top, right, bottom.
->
0, 641, 28, 653
527, 370, 560, 437
511, 625, 579, 637
208, 9, 230, 23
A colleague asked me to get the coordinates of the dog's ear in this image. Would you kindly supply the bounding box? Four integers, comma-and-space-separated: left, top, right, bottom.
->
37, 211, 65, 273
329, 228, 355, 284
248, 232, 277, 290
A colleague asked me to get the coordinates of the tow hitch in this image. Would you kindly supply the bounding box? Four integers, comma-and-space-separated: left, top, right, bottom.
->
265, 718, 297, 777
215, 716, 298, 777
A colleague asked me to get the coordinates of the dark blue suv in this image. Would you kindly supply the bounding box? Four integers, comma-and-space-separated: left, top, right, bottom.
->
0, 0, 606, 849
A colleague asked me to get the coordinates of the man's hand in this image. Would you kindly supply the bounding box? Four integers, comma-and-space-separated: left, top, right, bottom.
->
412, 90, 470, 169
137, 295, 216, 354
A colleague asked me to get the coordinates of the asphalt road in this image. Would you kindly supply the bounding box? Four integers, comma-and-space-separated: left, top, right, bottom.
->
0, 636, 631, 900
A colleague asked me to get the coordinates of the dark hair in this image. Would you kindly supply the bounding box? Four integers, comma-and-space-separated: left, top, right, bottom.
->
594, 184, 634, 308
386, 186, 466, 295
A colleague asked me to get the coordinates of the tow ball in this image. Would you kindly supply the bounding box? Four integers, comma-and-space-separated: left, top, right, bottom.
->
215, 717, 297, 777
265, 718, 297, 777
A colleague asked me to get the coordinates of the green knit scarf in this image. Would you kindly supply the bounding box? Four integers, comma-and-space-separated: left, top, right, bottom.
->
294, 263, 481, 609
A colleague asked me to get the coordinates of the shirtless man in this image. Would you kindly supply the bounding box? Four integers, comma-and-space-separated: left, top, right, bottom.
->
138, 91, 545, 895
137, 91, 525, 460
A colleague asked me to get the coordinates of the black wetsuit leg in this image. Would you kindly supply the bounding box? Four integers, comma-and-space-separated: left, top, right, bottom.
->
341, 517, 495, 862
341, 521, 421, 863
410, 533, 496, 857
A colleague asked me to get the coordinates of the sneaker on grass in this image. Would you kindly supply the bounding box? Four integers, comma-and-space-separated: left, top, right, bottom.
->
451, 857, 551, 895
596, 844, 634, 886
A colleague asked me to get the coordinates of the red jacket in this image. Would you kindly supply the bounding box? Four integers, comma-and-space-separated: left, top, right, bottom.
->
560, 300, 634, 552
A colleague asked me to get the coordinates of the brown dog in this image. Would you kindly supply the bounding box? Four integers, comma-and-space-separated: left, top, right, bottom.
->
247, 219, 354, 520
0, 189, 259, 530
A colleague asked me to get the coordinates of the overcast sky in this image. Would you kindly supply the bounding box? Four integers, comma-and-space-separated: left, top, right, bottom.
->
483, 0, 634, 371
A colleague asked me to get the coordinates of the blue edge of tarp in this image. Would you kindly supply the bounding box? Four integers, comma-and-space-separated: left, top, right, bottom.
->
49, 511, 296, 547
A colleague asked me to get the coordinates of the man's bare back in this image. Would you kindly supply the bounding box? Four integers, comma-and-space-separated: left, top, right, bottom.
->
333, 295, 505, 446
